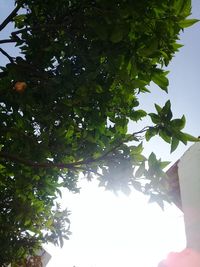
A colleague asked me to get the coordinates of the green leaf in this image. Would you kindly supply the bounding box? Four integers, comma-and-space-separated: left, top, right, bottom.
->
56, 188, 62, 198
135, 162, 145, 178
130, 143, 143, 155
162, 100, 171, 115
33, 175, 40, 181
179, 19, 199, 28
59, 236, 64, 248
159, 130, 171, 144
160, 161, 170, 169
65, 125, 74, 139
175, 131, 188, 145
172, 42, 184, 52
95, 85, 103, 93
145, 127, 158, 141
183, 133, 200, 142
14, 14, 27, 28
174, 0, 191, 15
154, 104, 162, 114
24, 219, 31, 226
149, 113, 160, 124
171, 137, 179, 153
139, 40, 158, 57
170, 115, 186, 130
130, 110, 147, 121
148, 152, 157, 167
152, 72, 169, 92
133, 79, 148, 89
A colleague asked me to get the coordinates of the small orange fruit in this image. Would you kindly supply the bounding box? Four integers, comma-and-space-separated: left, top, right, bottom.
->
13, 81, 27, 93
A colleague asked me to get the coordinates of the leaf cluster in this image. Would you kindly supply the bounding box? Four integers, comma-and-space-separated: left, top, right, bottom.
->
146, 101, 199, 152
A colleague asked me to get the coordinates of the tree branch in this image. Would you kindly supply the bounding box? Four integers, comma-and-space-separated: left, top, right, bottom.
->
0, 128, 150, 169
0, 48, 14, 63
0, 4, 21, 32
0, 151, 82, 169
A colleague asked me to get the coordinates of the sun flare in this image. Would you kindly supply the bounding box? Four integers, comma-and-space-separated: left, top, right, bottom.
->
45, 180, 186, 267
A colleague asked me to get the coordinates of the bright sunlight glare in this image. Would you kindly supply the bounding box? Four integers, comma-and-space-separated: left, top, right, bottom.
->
45, 179, 186, 267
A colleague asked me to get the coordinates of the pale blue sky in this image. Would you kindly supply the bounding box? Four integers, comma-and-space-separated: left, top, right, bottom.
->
0, 1, 200, 267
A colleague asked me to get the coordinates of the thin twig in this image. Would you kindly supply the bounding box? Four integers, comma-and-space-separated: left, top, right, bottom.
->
0, 39, 17, 44
0, 4, 21, 32
71, 166, 103, 177
0, 48, 14, 63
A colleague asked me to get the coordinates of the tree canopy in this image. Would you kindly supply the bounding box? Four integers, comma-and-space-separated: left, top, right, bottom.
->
0, 0, 198, 265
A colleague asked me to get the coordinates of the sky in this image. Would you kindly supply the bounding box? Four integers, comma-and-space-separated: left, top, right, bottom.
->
0, 1, 200, 267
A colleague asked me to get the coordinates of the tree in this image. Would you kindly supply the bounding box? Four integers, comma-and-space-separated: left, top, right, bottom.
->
0, 0, 198, 265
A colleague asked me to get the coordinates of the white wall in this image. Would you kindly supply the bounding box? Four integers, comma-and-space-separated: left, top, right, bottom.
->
178, 142, 200, 250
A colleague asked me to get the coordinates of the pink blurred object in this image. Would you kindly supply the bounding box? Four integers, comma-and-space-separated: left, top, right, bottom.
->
158, 249, 200, 267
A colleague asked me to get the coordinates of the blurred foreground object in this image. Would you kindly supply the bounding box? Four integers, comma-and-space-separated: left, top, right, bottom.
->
158, 249, 200, 267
